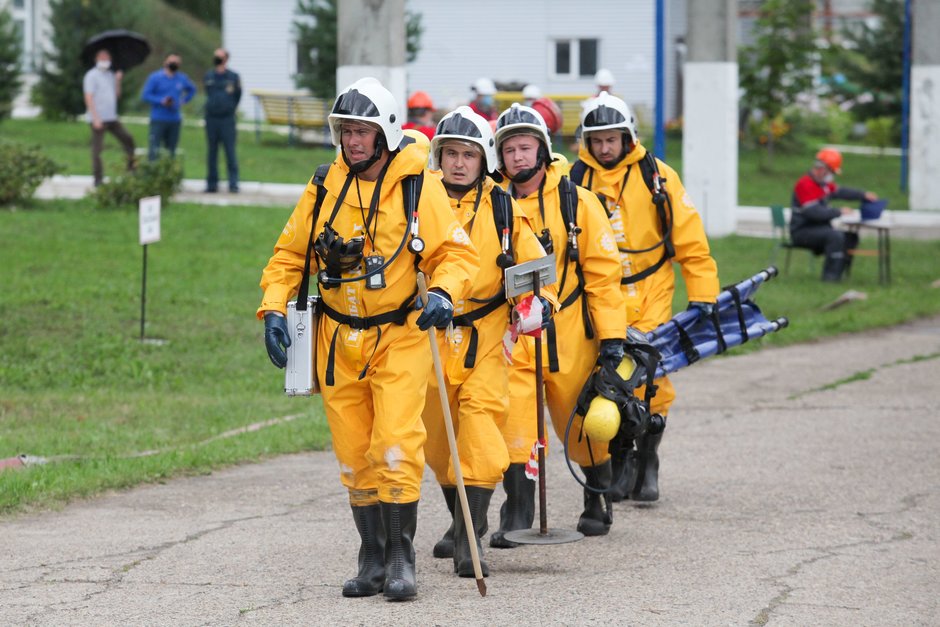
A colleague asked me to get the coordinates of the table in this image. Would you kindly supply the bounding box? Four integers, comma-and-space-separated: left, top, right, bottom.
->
841, 217, 892, 285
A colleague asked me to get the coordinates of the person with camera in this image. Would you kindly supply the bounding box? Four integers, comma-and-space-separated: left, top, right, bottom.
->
420, 106, 558, 578
570, 91, 719, 504
257, 77, 479, 601
488, 104, 626, 547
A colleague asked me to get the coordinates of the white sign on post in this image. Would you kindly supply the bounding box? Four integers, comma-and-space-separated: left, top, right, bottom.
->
139, 195, 161, 245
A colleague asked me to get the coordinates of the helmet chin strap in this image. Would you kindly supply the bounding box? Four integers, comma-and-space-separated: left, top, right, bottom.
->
505, 143, 549, 183
343, 134, 388, 174
442, 178, 479, 194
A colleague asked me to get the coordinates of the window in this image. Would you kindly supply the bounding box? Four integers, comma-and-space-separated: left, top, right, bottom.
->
552, 38, 598, 80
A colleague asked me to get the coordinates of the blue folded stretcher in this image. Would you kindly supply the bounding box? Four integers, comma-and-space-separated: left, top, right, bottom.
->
646, 266, 788, 379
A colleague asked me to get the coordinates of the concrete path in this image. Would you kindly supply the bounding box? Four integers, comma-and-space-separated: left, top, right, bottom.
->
36, 175, 940, 241
2, 316, 938, 625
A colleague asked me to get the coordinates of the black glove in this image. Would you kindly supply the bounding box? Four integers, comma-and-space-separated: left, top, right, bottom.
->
264, 312, 291, 369
687, 301, 715, 318
538, 296, 552, 329
598, 338, 625, 369
415, 288, 453, 331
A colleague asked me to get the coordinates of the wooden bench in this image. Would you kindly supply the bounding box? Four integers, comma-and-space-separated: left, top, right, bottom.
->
249, 89, 331, 145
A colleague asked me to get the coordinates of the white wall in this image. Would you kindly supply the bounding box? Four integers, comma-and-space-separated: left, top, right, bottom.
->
406, 0, 655, 117
223, 0, 298, 115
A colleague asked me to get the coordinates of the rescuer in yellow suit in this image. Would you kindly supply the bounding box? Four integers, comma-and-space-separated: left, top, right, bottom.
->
488, 104, 627, 547
420, 106, 558, 577
571, 91, 719, 503
258, 77, 479, 602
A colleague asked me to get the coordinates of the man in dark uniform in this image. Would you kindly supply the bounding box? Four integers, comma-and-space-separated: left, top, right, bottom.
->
203, 48, 242, 193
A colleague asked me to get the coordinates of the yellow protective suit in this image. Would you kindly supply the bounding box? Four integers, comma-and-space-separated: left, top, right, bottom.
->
501, 155, 626, 467
422, 176, 557, 489
574, 141, 719, 415
258, 139, 480, 505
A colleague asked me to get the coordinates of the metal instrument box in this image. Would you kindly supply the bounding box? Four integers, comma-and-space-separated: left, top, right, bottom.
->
285, 296, 320, 396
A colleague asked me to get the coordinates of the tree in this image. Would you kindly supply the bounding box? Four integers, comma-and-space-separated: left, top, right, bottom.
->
33, 0, 143, 120
0, 6, 22, 121
163, 0, 221, 27
739, 0, 816, 162
294, 0, 422, 98
831, 0, 904, 129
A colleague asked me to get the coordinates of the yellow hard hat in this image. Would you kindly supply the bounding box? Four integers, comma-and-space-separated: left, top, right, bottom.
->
583, 397, 620, 442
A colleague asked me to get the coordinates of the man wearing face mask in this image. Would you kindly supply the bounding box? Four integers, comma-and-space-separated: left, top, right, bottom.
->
141, 53, 196, 161
468, 78, 498, 121
83, 48, 136, 187
203, 48, 242, 193
791, 148, 877, 282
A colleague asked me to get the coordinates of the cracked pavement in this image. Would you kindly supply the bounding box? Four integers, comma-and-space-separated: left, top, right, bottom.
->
2, 317, 938, 625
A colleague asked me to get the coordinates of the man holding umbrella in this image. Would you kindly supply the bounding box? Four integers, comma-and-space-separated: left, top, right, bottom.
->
83, 48, 135, 187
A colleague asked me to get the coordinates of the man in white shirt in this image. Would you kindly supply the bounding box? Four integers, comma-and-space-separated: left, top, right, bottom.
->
83, 49, 136, 186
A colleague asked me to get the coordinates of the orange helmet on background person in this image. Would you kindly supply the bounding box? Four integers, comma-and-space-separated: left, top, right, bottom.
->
531, 97, 563, 134
815, 148, 843, 174
407, 90, 434, 111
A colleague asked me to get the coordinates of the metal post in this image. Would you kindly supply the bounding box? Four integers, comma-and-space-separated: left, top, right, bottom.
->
532, 276, 548, 535
140, 244, 148, 340
654, 0, 666, 160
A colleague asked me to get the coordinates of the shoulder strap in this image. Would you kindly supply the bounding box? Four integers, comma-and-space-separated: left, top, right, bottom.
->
569, 160, 588, 186
637, 152, 658, 195
559, 176, 579, 234
490, 185, 513, 239
298, 164, 332, 310
402, 171, 424, 220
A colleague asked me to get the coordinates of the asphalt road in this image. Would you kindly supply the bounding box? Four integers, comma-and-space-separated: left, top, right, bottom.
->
2, 317, 938, 625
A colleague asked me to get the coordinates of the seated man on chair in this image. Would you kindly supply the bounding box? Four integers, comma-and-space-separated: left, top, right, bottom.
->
791, 148, 878, 282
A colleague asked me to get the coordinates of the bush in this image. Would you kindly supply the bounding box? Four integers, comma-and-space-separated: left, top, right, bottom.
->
865, 116, 897, 154
0, 141, 63, 205
92, 156, 183, 208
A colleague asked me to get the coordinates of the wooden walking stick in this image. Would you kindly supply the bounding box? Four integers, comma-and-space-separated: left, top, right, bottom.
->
417, 272, 486, 597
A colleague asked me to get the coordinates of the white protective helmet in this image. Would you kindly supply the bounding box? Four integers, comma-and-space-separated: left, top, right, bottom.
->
594, 68, 616, 88
522, 84, 542, 101
328, 77, 404, 151
472, 77, 497, 96
580, 91, 637, 145
429, 106, 498, 173
494, 103, 553, 169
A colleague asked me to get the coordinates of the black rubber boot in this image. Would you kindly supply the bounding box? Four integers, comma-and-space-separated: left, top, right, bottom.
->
453, 487, 493, 577
432, 486, 457, 558
822, 252, 847, 282
609, 446, 638, 502
489, 463, 535, 548
380, 501, 418, 601
342, 504, 386, 597
632, 429, 664, 502
577, 460, 613, 536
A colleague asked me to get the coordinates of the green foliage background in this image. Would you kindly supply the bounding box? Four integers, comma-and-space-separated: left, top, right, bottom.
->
0, 6, 23, 121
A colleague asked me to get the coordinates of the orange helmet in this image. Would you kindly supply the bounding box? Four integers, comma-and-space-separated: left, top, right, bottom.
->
407, 90, 434, 110
815, 148, 842, 174
531, 97, 563, 134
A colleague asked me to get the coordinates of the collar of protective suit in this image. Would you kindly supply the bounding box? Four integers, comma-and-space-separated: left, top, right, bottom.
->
538, 152, 572, 194
576, 140, 648, 200
323, 137, 429, 199
445, 176, 496, 224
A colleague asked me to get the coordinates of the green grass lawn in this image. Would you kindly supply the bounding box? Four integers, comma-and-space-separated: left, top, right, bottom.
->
2, 118, 337, 185
4, 118, 909, 209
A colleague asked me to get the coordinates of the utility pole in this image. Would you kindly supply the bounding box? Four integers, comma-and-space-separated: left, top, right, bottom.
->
336, 0, 407, 118
681, 0, 737, 236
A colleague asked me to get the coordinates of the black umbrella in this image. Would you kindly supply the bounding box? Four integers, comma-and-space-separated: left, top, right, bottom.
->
81, 29, 151, 72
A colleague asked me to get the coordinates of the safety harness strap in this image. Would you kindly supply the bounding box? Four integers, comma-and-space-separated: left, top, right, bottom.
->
297, 164, 331, 310
319, 294, 415, 386
452, 296, 507, 369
